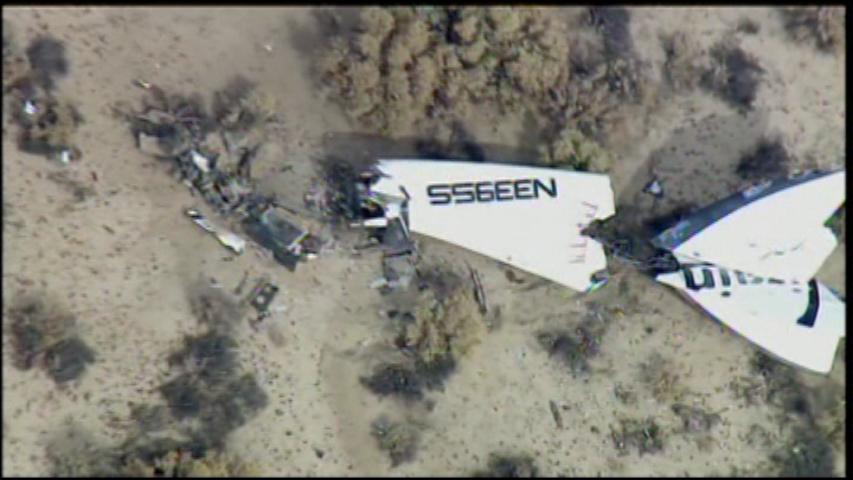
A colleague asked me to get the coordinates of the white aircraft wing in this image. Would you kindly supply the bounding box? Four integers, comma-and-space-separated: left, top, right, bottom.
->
652, 169, 845, 282
371, 159, 615, 292
655, 262, 846, 374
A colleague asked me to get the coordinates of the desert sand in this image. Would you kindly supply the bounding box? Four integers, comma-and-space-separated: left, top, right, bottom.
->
2, 6, 845, 477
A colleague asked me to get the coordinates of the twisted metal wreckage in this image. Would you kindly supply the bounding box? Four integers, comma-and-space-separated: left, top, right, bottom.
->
129, 84, 323, 270
126, 85, 846, 374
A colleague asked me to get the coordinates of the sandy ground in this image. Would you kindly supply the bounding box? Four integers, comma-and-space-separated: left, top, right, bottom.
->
2, 6, 846, 477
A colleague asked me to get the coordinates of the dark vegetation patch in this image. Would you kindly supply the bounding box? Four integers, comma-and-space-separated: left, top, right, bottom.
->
45, 284, 270, 476
671, 403, 721, 434
639, 352, 689, 403
370, 415, 421, 467
361, 263, 482, 401
536, 304, 615, 377
6, 295, 95, 384
5, 36, 82, 162
186, 282, 244, 334
588, 7, 633, 60
749, 352, 813, 420
780, 7, 845, 55
610, 417, 665, 456
156, 286, 267, 452
11, 86, 84, 161
360, 354, 456, 401
735, 138, 792, 182
769, 426, 836, 478
660, 31, 707, 92
25, 35, 68, 89
473, 453, 538, 477
47, 422, 261, 477
702, 41, 764, 111
537, 330, 592, 376
43, 337, 96, 384
736, 18, 761, 35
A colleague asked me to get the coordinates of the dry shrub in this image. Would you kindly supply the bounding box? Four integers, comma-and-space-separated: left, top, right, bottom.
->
781, 7, 845, 56
403, 276, 485, 363
702, 40, 764, 111
610, 417, 665, 456
735, 137, 792, 181
6, 295, 95, 384
473, 453, 538, 477
538, 126, 613, 172
319, 6, 653, 154
538, 303, 614, 377
186, 281, 245, 335
769, 426, 836, 477
671, 403, 721, 435
361, 264, 486, 400
371, 415, 421, 467
119, 447, 261, 477
25, 35, 68, 89
639, 353, 690, 403
661, 31, 708, 92
46, 423, 120, 477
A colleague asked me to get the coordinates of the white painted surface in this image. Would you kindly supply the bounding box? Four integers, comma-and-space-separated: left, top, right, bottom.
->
656, 263, 846, 374
671, 170, 846, 281
372, 160, 615, 292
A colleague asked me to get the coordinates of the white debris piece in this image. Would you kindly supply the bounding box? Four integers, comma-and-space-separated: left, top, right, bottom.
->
185, 208, 246, 254
24, 100, 37, 115
190, 150, 211, 173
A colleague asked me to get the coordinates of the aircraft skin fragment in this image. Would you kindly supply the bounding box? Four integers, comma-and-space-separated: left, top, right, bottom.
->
654, 169, 845, 281
371, 160, 616, 292
654, 262, 845, 374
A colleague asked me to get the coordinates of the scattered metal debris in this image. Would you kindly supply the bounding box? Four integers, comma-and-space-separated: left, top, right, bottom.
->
247, 280, 279, 317
467, 263, 488, 315
124, 80, 321, 271
185, 208, 246, 254
548, 400, 563, 429
242, 204, 310, 271
642, 177, 664, 198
